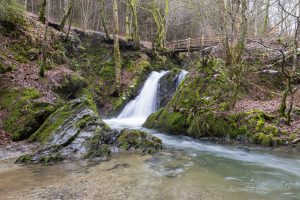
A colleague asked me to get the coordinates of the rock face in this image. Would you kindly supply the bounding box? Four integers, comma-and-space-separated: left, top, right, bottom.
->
17, 92, 117, 164
157, 69, 181, 109
116, 129, 163, 154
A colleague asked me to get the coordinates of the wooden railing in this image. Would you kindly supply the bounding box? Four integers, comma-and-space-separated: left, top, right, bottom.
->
166, 37, 222, 52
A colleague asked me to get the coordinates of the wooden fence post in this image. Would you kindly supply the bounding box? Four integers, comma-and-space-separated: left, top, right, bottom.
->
187, 38, 191, 52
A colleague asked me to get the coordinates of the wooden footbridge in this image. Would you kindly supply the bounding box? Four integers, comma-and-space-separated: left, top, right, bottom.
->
166, 37, 222, 52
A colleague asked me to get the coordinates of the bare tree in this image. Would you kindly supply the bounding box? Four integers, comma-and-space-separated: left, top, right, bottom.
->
39, 0, 47, 23
59, 0, 75, 31
113, 0, 122, 96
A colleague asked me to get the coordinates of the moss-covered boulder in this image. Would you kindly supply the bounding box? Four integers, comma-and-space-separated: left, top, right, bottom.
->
0, 87, 57, 141
17, 92, 117, 164
116, 129, 162, 154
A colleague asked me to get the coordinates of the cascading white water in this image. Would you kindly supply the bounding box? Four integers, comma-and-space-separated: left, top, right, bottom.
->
105, 71, 168, 128
118, 71, 168, 119
176, 70, 189, 87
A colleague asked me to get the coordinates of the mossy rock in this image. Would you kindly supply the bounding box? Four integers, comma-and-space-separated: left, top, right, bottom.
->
54, 74, 88, 100
143, 109, 163, 128
15, 154, 33, 165
18, 92, 117, 164
117, 129, 162, 154
29, 90, 96, 143
262, 125, 279, 136
0, 87, 57, 141
261, 134, 274, 146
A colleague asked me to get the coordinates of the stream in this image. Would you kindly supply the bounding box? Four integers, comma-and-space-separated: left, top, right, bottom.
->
1, 71, 300, 200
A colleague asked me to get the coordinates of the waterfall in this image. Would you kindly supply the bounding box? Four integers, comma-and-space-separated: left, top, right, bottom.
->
105, 71, 168, 128
176, 70, 189, 87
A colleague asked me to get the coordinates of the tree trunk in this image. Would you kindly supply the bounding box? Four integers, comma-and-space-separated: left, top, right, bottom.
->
126, 0, 140, 48
113, 0, 122, 96
125, 2, 130, 40
263, 0, 270, 35
59, 0, 75, 31
38, 0, 47, 24
150, 0, 169, 50
234, 0, 248, 65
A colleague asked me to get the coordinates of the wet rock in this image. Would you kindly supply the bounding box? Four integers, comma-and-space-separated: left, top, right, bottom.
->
157, 69, 181, 109
17, 92, 117, 164
116, 129, 162, 154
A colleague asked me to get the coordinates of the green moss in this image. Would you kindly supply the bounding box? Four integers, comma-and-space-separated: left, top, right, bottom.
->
253, 132, 266, 144
273, 137, 283, 146
29, 92, 97, 143
76, 116, 90, 129
157, 110, 187, 134
0, 87, 56, 141
143, 109, 163, 128
15, 154, 33, 164
99, 65, 115, 80
263, 125, 279, 136
40, 153, 64, 164
117, 129, 162, 154
84, 124, 114, 159
289, 133, 298, 142
55, 74, 88, 99
0, 0, 25, 28
28, 105, 70, 143
220, 102, 231, 111
85, 144, 111, 159
261, 134, 273, 146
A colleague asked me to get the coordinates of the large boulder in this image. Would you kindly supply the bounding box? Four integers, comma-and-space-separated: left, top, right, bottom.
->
17, 91, 117, 164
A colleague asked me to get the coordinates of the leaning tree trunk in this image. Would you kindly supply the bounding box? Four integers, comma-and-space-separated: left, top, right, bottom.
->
59, 0, 75, 31
113, 0, 122, 96
39, 0, 47, 24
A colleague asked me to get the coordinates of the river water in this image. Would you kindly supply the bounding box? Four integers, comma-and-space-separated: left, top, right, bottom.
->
0, 71, 300, 200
